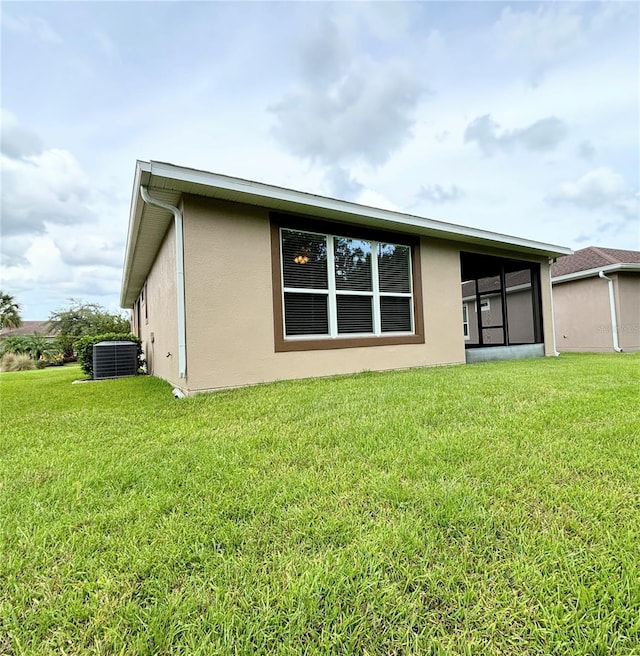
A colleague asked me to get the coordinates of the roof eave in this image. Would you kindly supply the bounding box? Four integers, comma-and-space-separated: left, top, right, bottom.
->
120, 160, 572, 308
552, 263, 640, 284
144, 160, 571, 257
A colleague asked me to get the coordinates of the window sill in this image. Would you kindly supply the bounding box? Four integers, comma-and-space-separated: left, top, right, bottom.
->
275, 333, 424, 352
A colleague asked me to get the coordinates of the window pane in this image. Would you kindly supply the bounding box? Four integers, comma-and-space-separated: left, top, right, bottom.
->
380, 296, 412, 332
284, 292, 328, 336
334, 238, 372, 291
462, 304, 469, 337
337, 295, 373, 334
282, 230, 328, 290
378, 244, 410, 293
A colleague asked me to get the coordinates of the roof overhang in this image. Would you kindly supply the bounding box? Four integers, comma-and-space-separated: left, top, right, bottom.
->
552, 263, 640, 284
120, 160, 572, 308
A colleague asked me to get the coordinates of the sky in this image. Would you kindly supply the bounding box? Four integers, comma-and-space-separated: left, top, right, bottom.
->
1, 1, 638, 320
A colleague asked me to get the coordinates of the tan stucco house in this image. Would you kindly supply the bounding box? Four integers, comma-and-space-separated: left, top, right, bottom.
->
120, 161, 571, 395
551, 246, 640, 353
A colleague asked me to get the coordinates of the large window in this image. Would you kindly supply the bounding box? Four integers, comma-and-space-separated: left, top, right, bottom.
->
271, 218, 423, 351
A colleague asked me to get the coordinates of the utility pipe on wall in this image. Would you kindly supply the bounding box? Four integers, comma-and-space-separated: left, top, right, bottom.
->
548, 260, 560, 356
140, 186, 187, 378
598, 270, 622, 352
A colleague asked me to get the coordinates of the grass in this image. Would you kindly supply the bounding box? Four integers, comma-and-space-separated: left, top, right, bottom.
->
1, 354, 639, 655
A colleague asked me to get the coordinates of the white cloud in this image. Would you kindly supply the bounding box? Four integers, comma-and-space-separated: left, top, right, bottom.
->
1, 148, 97, 237
491, 2, 634, 84
270, 14, 426, 168
0, 109, 44, 158
91, 30, 120, 62
323, 166, 364, 201
464, 114, 568, 156
415, 184, 466, 204
55, 236, 124, 268
548, 167, 638, 219
272, 57, 425, 167
494, 4, 585, 69
577, 140, 596, 161
1, 11, 63, 44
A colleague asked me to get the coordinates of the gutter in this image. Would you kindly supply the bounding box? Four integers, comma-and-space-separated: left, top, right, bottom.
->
599, 271, 622, 352
139, 186, 188, 378
552, 263, 640, 285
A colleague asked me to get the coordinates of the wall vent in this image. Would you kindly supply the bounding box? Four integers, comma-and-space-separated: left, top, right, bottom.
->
93, 341, 138, 380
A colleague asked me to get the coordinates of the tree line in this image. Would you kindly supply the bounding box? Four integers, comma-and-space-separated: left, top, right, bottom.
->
1, 292, 131, 369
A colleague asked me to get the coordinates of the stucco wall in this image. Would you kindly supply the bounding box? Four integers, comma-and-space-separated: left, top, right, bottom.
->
616, 273, 640, 351
181, 195, 467, 393
552, 276, 613, 352
539, 264, 556, 356
127, 195, 562, 393
138, 222, 180, 384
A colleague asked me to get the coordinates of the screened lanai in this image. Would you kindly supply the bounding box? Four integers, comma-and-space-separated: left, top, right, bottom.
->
460, 252, 544, 362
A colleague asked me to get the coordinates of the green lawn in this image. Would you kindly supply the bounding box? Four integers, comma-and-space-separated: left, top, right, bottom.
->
1, 354, 639, 655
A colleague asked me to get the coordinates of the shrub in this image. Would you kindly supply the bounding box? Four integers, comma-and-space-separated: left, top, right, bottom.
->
1, 353, 36, 372
0, 336, 29, 357
75, 333, 143, 378
0, 333, 58, 361
40, 352, 65, 367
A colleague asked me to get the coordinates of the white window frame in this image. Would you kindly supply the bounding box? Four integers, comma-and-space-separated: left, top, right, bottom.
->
280, 228, 414, 340
463, 303, 470, 340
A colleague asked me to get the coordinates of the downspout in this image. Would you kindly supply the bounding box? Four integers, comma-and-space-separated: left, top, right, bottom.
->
139, 186, 187, 378
548, 259, 560, 356
599, 271, 622, 352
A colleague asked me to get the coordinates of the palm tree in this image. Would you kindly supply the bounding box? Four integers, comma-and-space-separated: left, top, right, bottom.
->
0, 291, 23, 330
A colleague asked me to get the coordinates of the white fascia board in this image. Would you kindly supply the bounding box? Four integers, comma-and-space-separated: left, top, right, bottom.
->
120, 163, 144, 307
120, 161, 153, 307
552, 263, 640, 284
145, 161, 572, 258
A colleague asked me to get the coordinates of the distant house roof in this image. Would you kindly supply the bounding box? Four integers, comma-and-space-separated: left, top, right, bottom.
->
0, 321, 55, 338
551, 246, 640, 283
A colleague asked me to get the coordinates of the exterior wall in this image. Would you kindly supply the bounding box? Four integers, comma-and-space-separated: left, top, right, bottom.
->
615, 273, 640, 351
181, 196, 466, 393
138, 222, 180, 385
539, 263, 556, 356
552, 277, 613, 352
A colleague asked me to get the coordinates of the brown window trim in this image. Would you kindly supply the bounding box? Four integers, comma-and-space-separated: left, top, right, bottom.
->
270, 213, 424, 352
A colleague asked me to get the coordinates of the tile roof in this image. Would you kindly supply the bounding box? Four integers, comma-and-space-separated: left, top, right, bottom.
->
551, 246, 640, 277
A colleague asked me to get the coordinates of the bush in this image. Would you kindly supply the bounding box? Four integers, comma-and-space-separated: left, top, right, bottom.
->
75, 333, 143, 378
40, 352, 65, 367
0, 336, 29, 357
1, 353, 36, 372
0, 333, 58, 361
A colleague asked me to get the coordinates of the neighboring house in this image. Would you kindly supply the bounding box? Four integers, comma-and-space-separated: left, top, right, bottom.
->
121, 161, 571, 395
0, 321, 55, 339
551, 246, 640, 353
